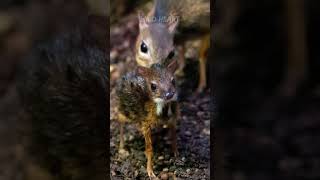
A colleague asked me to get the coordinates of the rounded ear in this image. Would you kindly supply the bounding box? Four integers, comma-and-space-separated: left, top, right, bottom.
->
167, 59, 178, 74
167, 16, 179, 34
136, 66, 150, 76
138, 11, 148, 30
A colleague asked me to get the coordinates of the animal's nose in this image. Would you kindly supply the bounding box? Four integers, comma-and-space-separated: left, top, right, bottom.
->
165, 91, 175, 100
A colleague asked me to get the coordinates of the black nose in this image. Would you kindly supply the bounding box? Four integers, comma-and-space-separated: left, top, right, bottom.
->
165, 92, 175, 100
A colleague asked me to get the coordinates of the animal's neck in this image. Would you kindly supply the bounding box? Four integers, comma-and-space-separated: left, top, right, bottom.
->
154, 99, 165, 116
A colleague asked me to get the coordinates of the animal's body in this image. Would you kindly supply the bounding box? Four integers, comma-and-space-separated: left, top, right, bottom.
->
116, 60, 179, 178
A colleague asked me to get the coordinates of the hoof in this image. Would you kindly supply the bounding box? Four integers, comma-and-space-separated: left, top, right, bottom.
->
173, 150, 179, 158
147, 170, 157, 180
118, 148, 129, 158
195, 86, 205, 94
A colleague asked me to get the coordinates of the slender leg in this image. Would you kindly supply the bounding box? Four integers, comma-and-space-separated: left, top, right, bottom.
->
196, 34, 210, 93
119, 122, 124, 150
169, 103, 179, 157
279, 0, 306, 97
143, 127, 156, 178
169, 123, 178, 157
118, 113, 128, 156
175, 45, 186, 77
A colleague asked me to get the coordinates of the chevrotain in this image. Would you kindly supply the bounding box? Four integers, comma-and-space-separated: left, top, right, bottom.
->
116, 60, 179, 178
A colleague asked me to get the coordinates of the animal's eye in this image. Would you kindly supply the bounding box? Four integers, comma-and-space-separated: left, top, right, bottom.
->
150, 83, 157, 91
167, 51, 175, 59
140, 41, 148, 53
171, 78, 175, 86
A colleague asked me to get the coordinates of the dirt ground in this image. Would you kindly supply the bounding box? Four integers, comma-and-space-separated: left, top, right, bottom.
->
109, 14, 211, 180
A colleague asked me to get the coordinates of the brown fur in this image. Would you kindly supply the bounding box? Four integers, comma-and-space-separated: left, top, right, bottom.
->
116, 61, 179, 178
153, 0, 210, 29
135, 0, 210, 93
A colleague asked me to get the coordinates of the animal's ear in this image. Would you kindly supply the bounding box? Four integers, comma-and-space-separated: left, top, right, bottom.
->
138, 11, 148, 30
167, 16, 179, 34
136, 66, 150, 76
167, 59, 178, 74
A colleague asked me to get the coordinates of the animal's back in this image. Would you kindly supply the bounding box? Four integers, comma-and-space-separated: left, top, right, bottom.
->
153, 0, 210, 30
116, 72, 149, 123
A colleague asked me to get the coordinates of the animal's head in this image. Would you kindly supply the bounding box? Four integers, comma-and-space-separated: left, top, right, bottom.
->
135, 11, 179, 67
136, 60, 178, 106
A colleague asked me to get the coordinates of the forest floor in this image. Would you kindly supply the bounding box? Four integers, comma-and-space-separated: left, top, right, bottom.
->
109, 14, 211, 180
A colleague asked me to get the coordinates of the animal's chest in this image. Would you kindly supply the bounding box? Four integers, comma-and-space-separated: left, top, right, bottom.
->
137, 101, 177, 132
156, 102, 176, 124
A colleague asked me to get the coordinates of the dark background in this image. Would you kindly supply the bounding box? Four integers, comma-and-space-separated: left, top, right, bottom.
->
213, 0, 320, 179
0, 0, 108, 179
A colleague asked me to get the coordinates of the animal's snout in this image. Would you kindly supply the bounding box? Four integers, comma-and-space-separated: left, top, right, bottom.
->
165, 91, 175, 100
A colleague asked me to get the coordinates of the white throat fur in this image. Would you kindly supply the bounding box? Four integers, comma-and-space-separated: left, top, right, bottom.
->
153, 98, 165, 116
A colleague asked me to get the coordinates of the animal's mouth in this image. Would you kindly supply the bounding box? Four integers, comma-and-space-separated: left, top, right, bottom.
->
168, 93, 178, 102
153, 94, 178, 116
153, 93, 178, 104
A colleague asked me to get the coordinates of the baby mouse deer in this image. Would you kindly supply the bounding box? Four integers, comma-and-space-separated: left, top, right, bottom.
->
135, 0, 210, 93
116, 60, 179, 178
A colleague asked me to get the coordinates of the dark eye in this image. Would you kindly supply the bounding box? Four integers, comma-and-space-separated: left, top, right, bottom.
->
140, 41, 148, 53
167, 51, 175, 59
150, 83, 157, 91
171, 78, 175, 86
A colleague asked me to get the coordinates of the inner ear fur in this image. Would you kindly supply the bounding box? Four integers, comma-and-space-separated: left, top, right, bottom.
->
167, 15, 179, 34
138, 10, 148, 30
167, 59, 178, 74
136, 66, 151, 77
